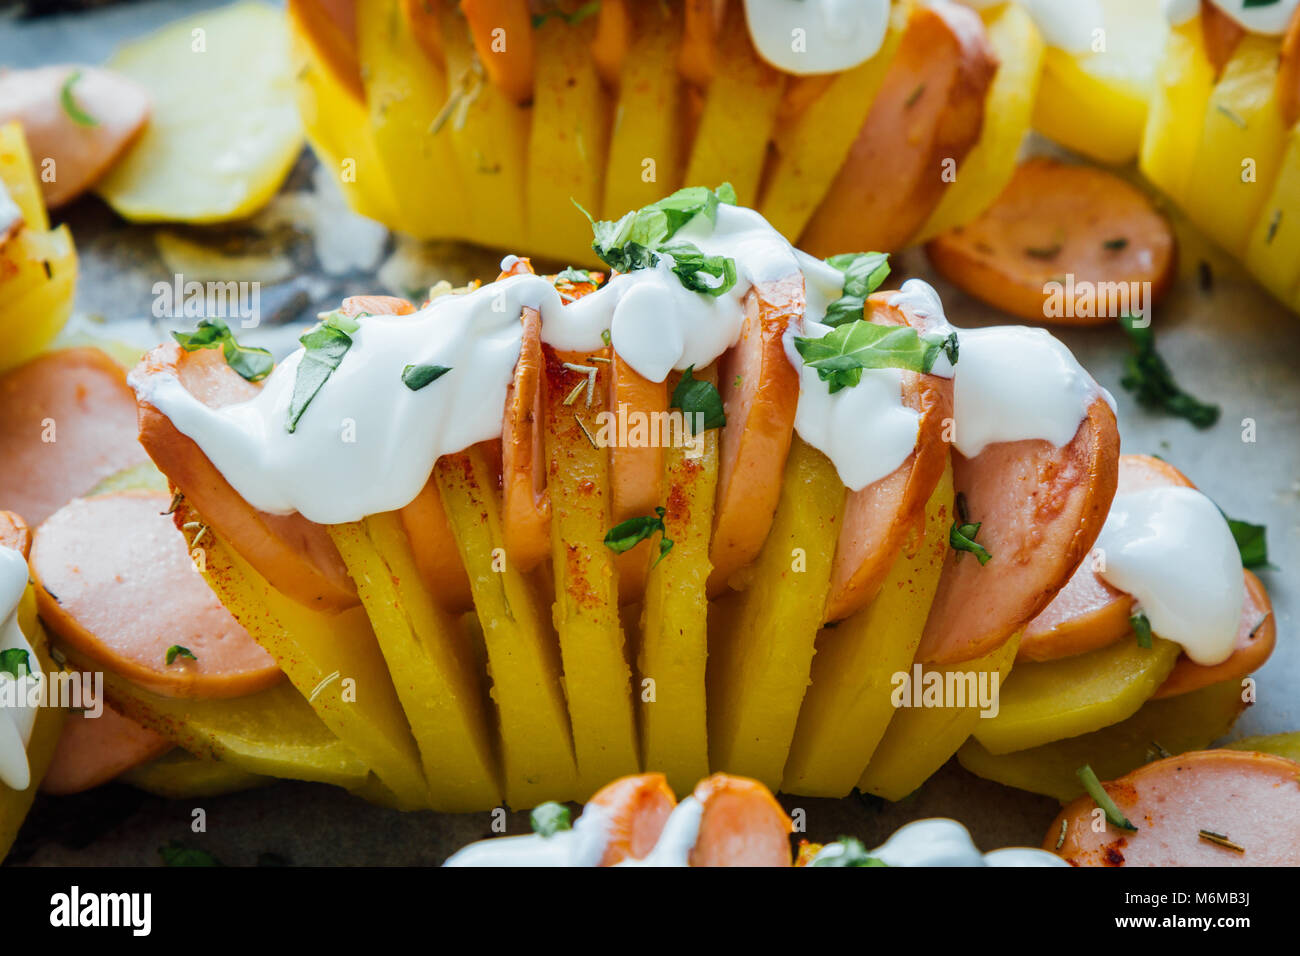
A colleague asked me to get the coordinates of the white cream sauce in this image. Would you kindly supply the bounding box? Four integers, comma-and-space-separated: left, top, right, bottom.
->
1169, 0, 1300, 34
1095, 487, 1245, 666
743, 0, 892, 75
1022, 0, 1106, 54
812, 818, 1069, 867
0, 546, 38, 792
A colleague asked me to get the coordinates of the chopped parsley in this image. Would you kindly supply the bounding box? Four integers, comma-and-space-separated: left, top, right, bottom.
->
1222, 513, 1269, 569
172, 318, 273, 383
821, 252, 891, 328
1118, 314, 1220, 428
604, 506, 673, 567
1076, 764, 1137, 832
529, 802, 572, 837
794, 321, 957, 394
59, 70, 99, 127
669, 365, 725, 434
165, 645, 197, 665
808, 837, 889, 867
0, 648, 31, 679
401, 364, 452, 391
1131, 611, 1153, 649
554, 266, 596, 287
949, 491, 992, 565
287, 310, 359, 433
159, 841, 222, 866
578, 184, 739, 297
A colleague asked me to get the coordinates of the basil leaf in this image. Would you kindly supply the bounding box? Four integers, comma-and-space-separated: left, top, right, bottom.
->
287, 324, 353, 433
59, 70, 98, 127
809, 837, 890, 868
0, 648, 31, 679
401, 364, 452, 391
172, 318, 273, 383
1224, 515, 1268, 569
1119, 315, 1219, 428
1076, 764, 1137, 832
715, 181, 737, 206
165, 645, 197, 665
793, 321, 954, 393
949, 520, 992, 566
159, 841, 222, 867
669, 365, 726, 434
822, 252, 891, 327
662, 241, 738, 297
530, 802, 572, 837
604, 506, 672, 566
555, 266, 595, 286
1131, 611, 1153, 649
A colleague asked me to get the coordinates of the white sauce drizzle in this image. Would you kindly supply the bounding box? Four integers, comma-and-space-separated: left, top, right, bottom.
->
1172, 0, 1300, 34
442, 805, 612, 867
1022, 0, 1106, 54
742, 0, 891, 75
1094, 487, 1244, 666
0, 546, 38, 792
613, 797, 704, 867
812, 818, 1069, 867
888, 279, 1113, 459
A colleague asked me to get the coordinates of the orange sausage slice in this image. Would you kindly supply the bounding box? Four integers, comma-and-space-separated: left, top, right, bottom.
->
134, 343, 358, 612
1019, 454, 1192, 662
678, 0, 727, 87
1049, 749, 1300, 866
0, 511, 32, 559
825, 294, 953, 622
41, 704, 171, 796
608, 352, 667, 604
1279, 1, 1300, 128
0, 66, 149, 208
1201, 0, 1245, 78
917, 397, 1121, 665
709, 275, 803, 594
689, 773, 793, 867
798, 1, 996, 256
925, 159, 1176, 325
30, 489, 283, 700
287, 0, 364, 101
586, 772, 677, 865
338, 293, 414, 317
462, 0, 534, 105
502, 306, 551, 573
0, 348, 149, 528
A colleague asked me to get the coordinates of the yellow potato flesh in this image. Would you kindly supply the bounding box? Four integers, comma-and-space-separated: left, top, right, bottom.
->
0, 121, 48, 232
1031, 0, 1167, 165
329, 515, 501, 811
972, 635, 1181, 756
636, 369, 720, 795
958, 677, 1246, 802
1226, 731, 1300, 762
782, 460, 952, 797
1243, 126, 1300, 303
120, 747, 270, 799
707, 439, 845, 790
857, 633, 1020, 801
434, 447, 581, 808
97, 2, 304, 223
1139, 19, 1214, 206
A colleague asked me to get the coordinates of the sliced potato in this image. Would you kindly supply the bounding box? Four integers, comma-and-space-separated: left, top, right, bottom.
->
1139, 19, 1215, 205
120, 748, 271, 799
1226, 731, 1300, 762
958, 677, 1246, 802
97, 2, 304, 223
1243, 126, 1300, 302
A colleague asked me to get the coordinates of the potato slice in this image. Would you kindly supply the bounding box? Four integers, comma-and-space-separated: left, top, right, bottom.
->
120, 748, 270, 799
434, 445, 581, 808
1139, 19, 1215, 206
329, 514, 501, 811
1031, 0, 1168, 164
957, 677, 1246, 802
972, 634, 1182, 755
0, 121, 47, 232
1243, 126, 1300, 303
96, 2, 304, 223
783, 460, 952, 798
857, 632, 1019, 801
917, 1, 1044, 241
707, 439, 845, 789
636, 368, 720, 795
1226, 731, 1300, 762
0, 227, 78, 376
1181, 34, 1290, 256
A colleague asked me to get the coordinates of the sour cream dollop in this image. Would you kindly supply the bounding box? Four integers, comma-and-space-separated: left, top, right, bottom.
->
1094, 487, 1245, 666
0, 546, 38, 792
813, 818, 1068, 867
743, 0, 891, 75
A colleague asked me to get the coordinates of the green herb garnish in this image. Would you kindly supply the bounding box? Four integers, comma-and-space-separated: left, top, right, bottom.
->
159, 841, 222, 866
530, 801, 572, 837
172, 318, 274, 383
604, 506, 673, 567
578, 184, 739, 297
1103, 237, 1129, 251
0, 648, 31, 679
1131, 611, 1153, 649
809, 837, 890, 867
165, 645, 197, 665
821, 252, 891, 328
287, 311, 359, 432
1222, 513, 1269, 569
1118, 314, 1220, 428
401, 364, 452, 391
669, 365, 725, 434
1076, 764, 1137, 832
794, 321, 956, 394
554, 266, 595, 287
531, 0, 600, 28
59, 70, 99, 127
949, 491, 992, 565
